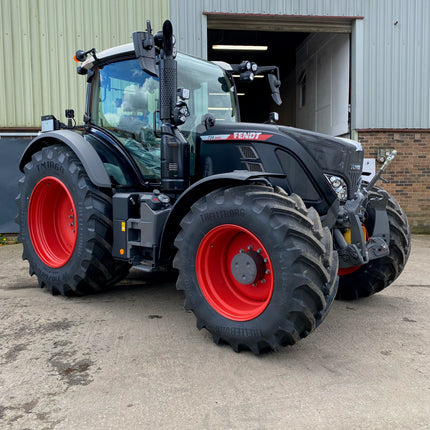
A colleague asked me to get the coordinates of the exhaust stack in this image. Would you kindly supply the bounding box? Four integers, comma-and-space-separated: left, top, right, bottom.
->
156, 20, 190, 193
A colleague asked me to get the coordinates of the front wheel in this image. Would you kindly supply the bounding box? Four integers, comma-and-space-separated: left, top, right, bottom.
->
173, 185, 338, 354
16, 145, 130, 295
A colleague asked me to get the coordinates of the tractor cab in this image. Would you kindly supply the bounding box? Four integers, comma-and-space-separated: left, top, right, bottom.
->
80, 46, 239, 184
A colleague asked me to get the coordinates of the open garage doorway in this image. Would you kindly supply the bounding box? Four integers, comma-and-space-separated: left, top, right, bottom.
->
206, 14, 353, 137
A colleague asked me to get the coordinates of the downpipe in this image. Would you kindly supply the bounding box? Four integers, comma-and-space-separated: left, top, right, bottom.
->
334, 150, 397, 269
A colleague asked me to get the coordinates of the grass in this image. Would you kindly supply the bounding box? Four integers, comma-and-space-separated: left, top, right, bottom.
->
0, 234, 19, 246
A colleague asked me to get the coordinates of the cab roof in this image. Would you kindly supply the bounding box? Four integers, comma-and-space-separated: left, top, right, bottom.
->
81, 43, 135, 70
80, 43, 233, 72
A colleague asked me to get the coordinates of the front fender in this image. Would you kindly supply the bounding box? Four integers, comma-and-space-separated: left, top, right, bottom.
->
19, 130, 111, 188
158, 170, 285, 263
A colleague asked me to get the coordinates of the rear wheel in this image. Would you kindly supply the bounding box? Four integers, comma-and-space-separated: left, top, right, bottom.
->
16, 145, 130, 295
174, 185, 338, 354
337, 189, 411, 300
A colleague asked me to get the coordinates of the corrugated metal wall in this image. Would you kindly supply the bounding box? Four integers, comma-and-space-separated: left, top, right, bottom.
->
170, 0, 430, 129
0, 0, 169, 128
359, 0, 430, 129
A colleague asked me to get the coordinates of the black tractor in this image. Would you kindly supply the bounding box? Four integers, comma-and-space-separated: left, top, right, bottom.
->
17, 20, 410, 354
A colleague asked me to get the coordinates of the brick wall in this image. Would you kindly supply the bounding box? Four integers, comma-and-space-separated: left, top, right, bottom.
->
357, 130, 430, 233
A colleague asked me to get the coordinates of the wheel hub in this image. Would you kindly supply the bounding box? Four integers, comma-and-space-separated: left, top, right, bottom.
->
231, 250, 266, 285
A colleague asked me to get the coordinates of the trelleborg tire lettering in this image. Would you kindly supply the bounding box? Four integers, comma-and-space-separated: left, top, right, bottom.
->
173, 184, 339, 354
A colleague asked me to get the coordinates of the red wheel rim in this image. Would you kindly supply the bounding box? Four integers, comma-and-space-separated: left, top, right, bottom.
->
338, 265, 361, 276
28, 176, 78, 268
196, 224, 274, 321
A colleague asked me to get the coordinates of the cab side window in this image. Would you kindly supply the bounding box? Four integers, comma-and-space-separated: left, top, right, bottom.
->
91, 59, 161, 181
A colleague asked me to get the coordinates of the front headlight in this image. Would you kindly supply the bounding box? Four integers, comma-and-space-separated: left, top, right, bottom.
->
324, 174, 348, 202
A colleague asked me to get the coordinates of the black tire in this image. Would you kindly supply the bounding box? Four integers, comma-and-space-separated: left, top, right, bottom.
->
16, 145, 130, 296
173, 185, 338, 354
337, 189, 411, 300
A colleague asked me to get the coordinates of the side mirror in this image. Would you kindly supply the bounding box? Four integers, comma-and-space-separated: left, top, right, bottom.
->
268, 73, 282, 106
133, 21, 157, 76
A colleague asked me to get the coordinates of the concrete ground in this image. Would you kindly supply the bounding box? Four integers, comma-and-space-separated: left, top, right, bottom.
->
0, 236, 429, 430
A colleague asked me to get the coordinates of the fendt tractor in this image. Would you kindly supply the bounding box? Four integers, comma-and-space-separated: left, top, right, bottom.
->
17, 20, 410, 354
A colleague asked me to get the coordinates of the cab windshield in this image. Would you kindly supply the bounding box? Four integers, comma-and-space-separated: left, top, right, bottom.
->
90, 53, 237, 181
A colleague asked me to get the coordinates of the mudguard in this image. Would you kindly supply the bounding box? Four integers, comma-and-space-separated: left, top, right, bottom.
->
19, 130, 111, 188
158, 170, 285, 262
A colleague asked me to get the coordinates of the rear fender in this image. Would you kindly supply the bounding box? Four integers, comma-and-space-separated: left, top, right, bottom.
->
19, 130, 111, 188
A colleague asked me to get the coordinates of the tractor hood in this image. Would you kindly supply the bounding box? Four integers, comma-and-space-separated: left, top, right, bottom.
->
277, 126, 364, 200
200, 122, 363, 174
199, 122, 364, 202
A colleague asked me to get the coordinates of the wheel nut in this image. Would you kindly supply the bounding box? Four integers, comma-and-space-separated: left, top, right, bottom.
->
265, 269, 271, 275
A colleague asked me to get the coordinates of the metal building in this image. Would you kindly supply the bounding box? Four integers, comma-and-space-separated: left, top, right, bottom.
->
1, 0, 429, 232
170, 0, 430, 131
